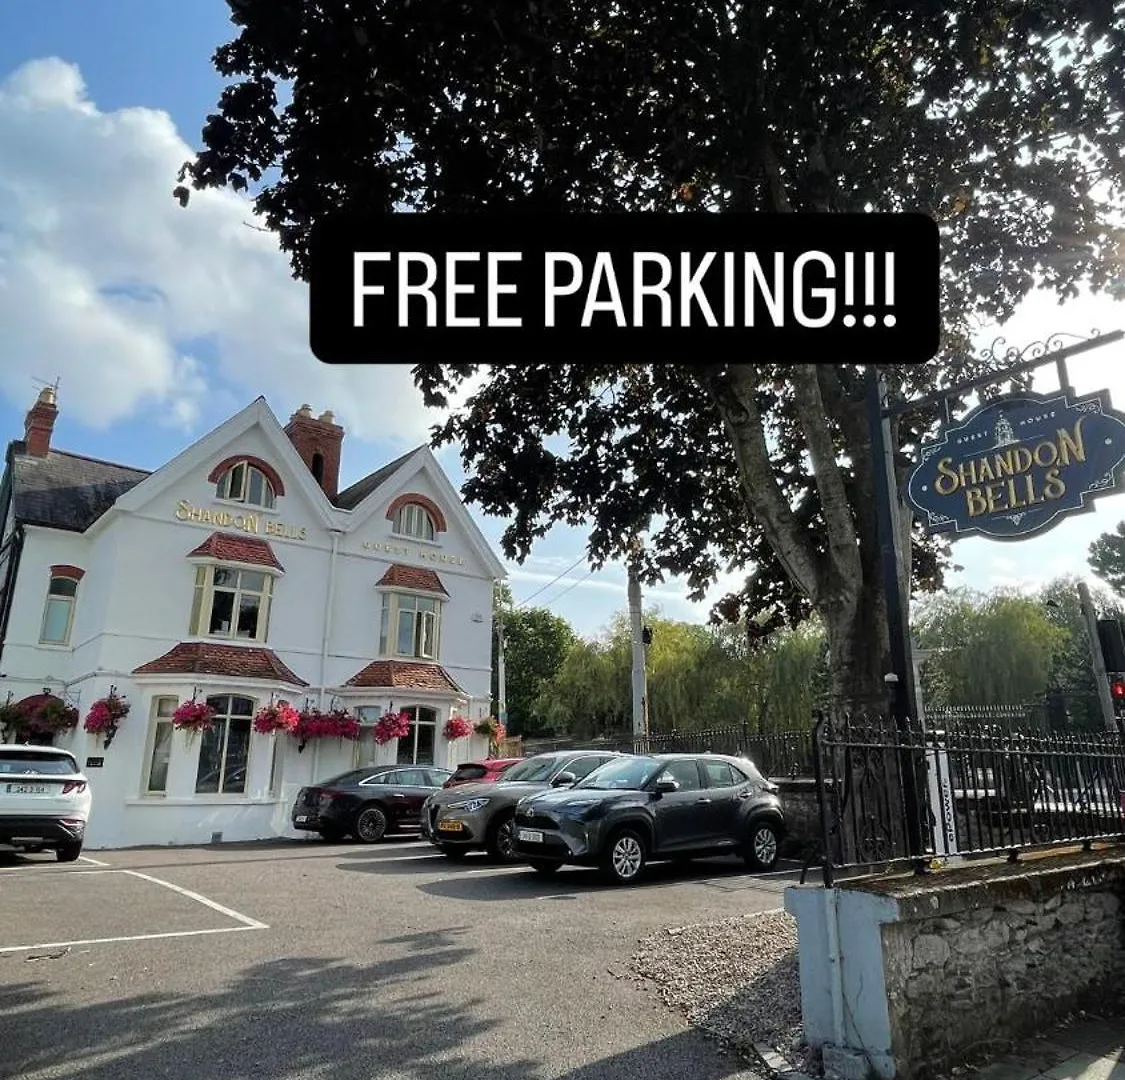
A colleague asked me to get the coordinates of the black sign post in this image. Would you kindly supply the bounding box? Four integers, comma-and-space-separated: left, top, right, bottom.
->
870, 328, 1124, 866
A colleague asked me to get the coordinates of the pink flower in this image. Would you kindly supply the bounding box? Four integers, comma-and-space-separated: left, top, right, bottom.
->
173, 700, 216, 731
443, 715, 472, 740
373, 711, 412, 745
253, 702, 301, 735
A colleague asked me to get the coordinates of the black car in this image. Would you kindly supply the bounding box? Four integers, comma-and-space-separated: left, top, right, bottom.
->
292, 764, 452, 843
512, 753, 785, 884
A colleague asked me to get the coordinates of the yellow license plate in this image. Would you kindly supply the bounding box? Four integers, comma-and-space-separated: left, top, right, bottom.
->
437, 820, 465, 832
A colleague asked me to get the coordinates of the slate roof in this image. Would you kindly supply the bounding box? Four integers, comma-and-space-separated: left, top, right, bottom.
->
375, 564, 448, 595
187, 532, 285, 571
343, 660, 464, 692
333, 446, 422, 511
8, 441, 151, 532
132, 642, 309, 686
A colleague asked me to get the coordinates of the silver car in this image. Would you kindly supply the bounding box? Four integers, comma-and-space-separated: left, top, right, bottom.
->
421, 750, 624, 861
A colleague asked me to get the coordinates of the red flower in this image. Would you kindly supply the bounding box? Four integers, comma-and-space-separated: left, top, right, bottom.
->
294, 708, 361, 742
253, 702, 301, 735
173, 700, 216, 732
443, 715, 472, 740
373, 711, 412, 745
84, 688, 130, 735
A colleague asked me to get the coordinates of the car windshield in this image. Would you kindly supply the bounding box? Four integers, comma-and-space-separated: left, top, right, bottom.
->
576, 756, 660, 790
500, 755, 561, 783
0, 751, 78, 775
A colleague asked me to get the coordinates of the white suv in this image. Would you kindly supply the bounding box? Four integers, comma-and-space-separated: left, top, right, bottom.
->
0, 744, 93, 861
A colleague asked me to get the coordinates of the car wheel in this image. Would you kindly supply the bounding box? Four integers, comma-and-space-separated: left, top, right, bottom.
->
354, 805, 388, 844
485, 812, 518, 862
529, 860, 561, 876
56, 841, 82, 863
745, 821, 780, 872
600, 828, 647, 885
439, 844, 470, 860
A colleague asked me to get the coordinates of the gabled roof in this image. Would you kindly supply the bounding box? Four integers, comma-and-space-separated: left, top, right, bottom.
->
132, 642, 308, 686
344, 660, 464, 692
7, 441, 151, 532
333, 447, 421, 510
187, 532, 285, 572
96, 397, 341, 536
376, 564, 448, 595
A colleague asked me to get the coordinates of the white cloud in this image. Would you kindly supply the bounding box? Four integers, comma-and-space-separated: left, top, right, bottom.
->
0, 57, 432, 441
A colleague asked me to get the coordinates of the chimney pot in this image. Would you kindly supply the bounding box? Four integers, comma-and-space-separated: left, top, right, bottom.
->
318, 410, 336, 424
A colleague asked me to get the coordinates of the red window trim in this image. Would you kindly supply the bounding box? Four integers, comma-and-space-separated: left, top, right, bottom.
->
49, 564, 85, 581
385, 493, 447, 533
207, 455, 286, 497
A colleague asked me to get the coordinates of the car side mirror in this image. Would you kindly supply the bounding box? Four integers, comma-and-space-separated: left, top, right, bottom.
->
654, 778, 679, 795
551, 771, 577, 788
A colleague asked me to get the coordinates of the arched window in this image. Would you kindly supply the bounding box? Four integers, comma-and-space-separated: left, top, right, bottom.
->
40, 568, 83, 645
311, 452, 325, 485
396, 706, 437, 765
392, 502, 436, 541
216, 461, 277, 509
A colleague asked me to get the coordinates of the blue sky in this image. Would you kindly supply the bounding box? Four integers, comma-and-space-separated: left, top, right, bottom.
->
0, 0, 1124, 639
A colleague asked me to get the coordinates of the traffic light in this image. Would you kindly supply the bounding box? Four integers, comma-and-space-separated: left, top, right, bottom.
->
1098, 618, 1125, 673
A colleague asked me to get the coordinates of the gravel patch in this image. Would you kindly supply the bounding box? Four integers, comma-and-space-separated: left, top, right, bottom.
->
631, 909, 816, 1073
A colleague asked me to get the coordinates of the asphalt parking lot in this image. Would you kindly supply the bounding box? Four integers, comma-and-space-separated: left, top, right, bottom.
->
0, 835, 797, 1080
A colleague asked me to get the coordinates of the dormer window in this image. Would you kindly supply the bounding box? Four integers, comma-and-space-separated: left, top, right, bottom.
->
216, 461, 277, 510
392, 502, 436, 541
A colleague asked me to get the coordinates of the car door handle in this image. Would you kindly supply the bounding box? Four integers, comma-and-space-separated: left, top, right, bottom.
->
695, 797, 711, 804
736, 790, 753, 800
391, 793, 405, 798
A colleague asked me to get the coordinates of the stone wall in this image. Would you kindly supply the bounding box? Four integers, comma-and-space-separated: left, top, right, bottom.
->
880, 856, 1125, 1078
786, 849, 1125, 1080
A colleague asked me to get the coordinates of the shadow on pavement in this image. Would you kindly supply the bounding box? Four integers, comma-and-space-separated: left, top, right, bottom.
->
1, 929, 761, 1080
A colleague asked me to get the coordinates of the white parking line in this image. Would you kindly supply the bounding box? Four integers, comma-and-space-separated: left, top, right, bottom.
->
77, 854, 111, 867
0, 868, 268, 953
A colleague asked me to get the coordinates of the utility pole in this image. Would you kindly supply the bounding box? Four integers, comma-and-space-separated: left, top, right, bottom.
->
495, 609, 507, 727
1078, 581, 1116, 733
627, 559, 648, 741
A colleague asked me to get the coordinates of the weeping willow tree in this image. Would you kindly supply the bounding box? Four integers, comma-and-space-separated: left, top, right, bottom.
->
914, 589, 1070, 707
532, 610, 825, 735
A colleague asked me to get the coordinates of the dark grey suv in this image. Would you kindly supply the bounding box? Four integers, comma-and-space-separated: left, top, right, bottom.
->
421, 750, 623, 861
512, 753, 785, 884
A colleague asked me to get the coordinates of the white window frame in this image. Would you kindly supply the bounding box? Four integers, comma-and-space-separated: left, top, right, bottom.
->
396, 706, 438, 765
194, 694, 256, 796
190, 564, 275, 642
39, 574, 79, 645
378, 592, 442, 660
216, 461, 277, 510
391, 502, 436, 541
142, 696, 178, 796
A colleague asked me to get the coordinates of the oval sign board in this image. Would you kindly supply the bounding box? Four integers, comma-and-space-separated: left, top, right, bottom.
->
906, 388, 1125, 542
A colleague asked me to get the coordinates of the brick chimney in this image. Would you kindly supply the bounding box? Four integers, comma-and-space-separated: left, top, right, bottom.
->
24, 386, 58, 457
284, 404, 344, 498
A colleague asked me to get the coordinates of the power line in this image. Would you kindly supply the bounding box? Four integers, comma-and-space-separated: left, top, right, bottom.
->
514, 553, 588, 609
538, 569, 597, 608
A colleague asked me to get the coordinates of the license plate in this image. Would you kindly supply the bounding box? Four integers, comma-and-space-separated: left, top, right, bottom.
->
517, 829, 544, 843
437, 820, 465, 832
295, 814, 309, 823
6, 783, 47, 795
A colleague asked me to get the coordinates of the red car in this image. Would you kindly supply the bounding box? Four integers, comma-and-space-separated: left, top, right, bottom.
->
443, 758, 522, 789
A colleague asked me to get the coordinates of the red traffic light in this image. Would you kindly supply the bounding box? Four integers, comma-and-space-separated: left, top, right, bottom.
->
1112, 680, 1125, 701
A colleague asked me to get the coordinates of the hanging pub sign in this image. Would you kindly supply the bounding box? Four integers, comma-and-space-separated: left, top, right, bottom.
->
906, 388, 1125, 542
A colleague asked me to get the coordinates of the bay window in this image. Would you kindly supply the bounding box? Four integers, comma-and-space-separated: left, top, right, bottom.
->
190, 565, 273, 641
379, 592, 441, 660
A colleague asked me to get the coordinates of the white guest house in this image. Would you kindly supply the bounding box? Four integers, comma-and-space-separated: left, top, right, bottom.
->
0, 388, 505, 849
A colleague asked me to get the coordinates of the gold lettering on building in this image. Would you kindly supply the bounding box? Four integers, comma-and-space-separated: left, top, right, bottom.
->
360, 539, 465, 565
174, 500, 307, 541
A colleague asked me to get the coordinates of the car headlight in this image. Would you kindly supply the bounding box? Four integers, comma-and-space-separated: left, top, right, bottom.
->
448, 797, 489, 813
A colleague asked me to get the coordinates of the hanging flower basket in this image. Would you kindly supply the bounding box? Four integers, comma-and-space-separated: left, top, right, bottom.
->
24, 698, 80, 738
474, 717, 507, 753
373, 711, 412, 745
253, 701, 301, 735
84, 686, 131, 748
292, 708, 361, 751
443, 715, 472, 740
0, 701, 26, 742
173, 700, 216, 733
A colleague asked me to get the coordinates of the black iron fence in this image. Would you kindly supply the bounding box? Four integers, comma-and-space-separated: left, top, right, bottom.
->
813, 709, 1125, 878
520, 725, 815, 778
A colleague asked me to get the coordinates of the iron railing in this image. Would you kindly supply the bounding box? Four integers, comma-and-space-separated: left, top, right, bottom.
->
519, 726, 815, 779
813, 709, 1125, 880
